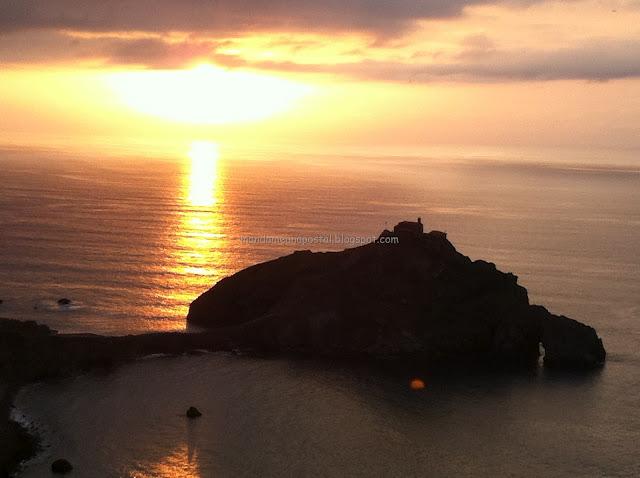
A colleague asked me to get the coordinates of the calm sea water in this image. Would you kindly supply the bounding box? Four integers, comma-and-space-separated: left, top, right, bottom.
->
3, 145, 640, 477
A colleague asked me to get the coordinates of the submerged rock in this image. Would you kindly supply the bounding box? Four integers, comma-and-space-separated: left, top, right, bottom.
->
51, 458, 73, 474
186, 406, 202, 418
57, 298, 72, 306
188, 221, 606, 370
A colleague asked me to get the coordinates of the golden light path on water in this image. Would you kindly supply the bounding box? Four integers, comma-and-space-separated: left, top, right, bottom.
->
132, 141, 224, 475
166, 141, 228, 322
132, 443, 201, 478
187, 141, 220, 208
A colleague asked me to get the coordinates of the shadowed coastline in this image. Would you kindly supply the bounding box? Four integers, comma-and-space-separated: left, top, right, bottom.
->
0, 320, 234, 477
0, 222, 605, 475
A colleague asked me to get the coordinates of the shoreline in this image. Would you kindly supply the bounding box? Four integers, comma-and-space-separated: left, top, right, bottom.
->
0, 385, 38, 478
0, 318, 235, 476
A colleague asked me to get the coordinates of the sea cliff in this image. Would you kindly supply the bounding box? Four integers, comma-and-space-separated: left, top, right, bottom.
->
188, 223, 606, 370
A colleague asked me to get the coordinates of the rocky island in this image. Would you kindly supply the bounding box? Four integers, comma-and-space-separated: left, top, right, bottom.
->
1, 220, 605, 475
188, 220, 606, 370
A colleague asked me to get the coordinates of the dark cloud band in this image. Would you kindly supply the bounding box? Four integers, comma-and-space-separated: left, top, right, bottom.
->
0, 0, 523, 36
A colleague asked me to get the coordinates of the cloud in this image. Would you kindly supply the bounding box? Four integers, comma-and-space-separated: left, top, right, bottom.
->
4, 28, 638, 83
0, 0, 533, 37
104, 37, 216, 68
211, 38, 640, 82
0, 29, 216, 68
1, 1, 637, 83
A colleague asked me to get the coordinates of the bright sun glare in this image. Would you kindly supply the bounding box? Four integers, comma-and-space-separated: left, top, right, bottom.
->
187, 140, 219, 207
105, 64, 312, 124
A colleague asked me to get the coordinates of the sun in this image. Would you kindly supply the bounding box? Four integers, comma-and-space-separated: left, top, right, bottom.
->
104, 64, 312, 124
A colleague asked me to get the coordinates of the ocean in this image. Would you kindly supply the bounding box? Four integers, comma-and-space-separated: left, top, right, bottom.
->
2, 144, 640, 477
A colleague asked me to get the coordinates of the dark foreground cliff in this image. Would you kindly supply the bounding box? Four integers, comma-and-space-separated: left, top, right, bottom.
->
189, 226, 606, 370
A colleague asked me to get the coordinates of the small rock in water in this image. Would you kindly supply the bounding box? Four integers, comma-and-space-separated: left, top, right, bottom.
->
51, 458, 73, 474
186, 406, 202, 418
57, 298, 72, 306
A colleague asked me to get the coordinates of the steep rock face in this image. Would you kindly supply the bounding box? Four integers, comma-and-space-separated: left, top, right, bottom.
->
188, 227, 606, 369
536, 307, 606, 369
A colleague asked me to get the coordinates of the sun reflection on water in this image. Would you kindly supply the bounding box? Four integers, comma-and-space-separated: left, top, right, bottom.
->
188, 141, 220, 207
130, 443, 201, 478
167, 141, 228, 318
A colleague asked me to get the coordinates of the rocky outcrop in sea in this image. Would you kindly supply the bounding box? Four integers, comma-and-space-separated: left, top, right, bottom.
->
188, 221, 606, 370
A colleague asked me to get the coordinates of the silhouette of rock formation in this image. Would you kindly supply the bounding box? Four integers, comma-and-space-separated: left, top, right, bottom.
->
188, 223, 605, 370
51, 458, 73, 474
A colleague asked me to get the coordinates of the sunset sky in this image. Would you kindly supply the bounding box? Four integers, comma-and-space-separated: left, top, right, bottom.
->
1, 0, 640, 153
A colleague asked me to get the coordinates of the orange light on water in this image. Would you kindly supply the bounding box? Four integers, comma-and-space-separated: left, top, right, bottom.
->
133, 443, 201, 478
410, 378, 426, 390
164, 141, 228, 321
